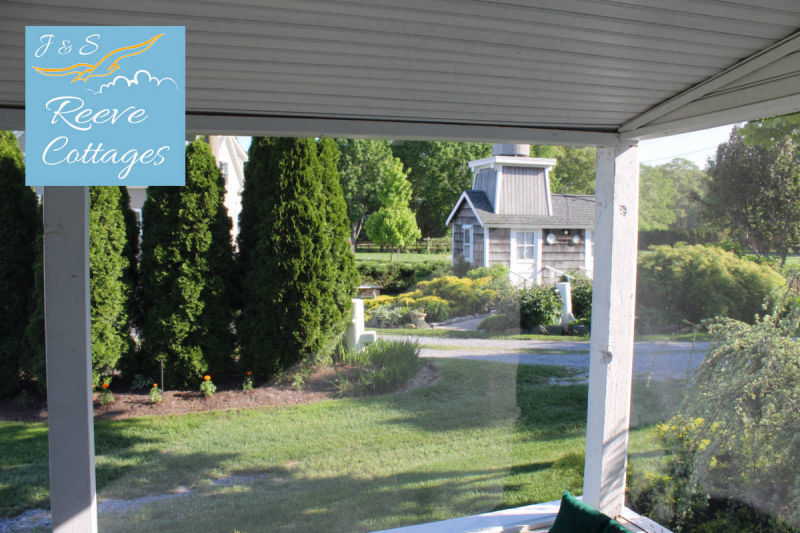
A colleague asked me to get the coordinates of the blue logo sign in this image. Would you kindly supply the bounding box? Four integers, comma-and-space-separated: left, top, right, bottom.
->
25, 27, 185, 186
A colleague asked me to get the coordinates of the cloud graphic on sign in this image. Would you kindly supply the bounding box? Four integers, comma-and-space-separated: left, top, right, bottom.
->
87, 69, 179, 96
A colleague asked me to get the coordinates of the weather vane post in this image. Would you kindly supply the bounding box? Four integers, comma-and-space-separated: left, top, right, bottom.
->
25, 26, 185, 533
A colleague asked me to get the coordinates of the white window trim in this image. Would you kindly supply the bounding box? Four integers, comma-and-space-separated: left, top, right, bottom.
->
462, 224, 473, 264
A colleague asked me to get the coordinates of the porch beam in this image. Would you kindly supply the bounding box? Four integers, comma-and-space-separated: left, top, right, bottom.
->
582, 145, 639, 517
43, 186, 98, 533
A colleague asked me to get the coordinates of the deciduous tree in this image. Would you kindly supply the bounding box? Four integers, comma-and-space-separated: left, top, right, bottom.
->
336, 139, 405, 247
392, 141, 491, 237
365, 158, 421, 260
706, 127, 800, 263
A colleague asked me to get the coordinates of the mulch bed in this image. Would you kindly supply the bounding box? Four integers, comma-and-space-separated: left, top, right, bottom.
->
0, 364, 439, 422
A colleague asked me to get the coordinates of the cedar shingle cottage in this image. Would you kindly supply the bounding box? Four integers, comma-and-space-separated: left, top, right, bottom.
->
446, 144, 595, 285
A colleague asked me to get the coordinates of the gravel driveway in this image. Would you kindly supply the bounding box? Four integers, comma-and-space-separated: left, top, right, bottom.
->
380, 334, 709, 381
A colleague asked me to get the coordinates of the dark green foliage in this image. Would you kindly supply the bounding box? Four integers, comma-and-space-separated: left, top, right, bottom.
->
571, 277, 592, 322
337, 139, 408, 246
0, 132, 40, 398
637, 244, 785, 326
318, 138, 359, 344
119, 187, 140, 327
356, 259, 450, 294
139, 141, 235, 387
392, 141, 492, 237
706, 127, 800, 263
89, 186, 132, 387
519, 285, 562, 330
21, 221, 45, 393
238, 137, 355, 377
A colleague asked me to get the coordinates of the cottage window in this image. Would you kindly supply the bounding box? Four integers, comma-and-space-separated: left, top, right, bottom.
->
463, 225, 473, 263
517, 231, 535, 260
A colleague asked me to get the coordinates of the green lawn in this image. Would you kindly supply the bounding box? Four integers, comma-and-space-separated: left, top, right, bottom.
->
355, 251, 450, 264
0, 359, 671, 532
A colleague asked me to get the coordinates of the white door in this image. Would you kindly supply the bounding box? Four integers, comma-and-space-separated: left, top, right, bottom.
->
510, 229, 538, 286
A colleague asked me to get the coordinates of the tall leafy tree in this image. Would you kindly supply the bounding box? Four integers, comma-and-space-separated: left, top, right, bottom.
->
239, 137, 346, 376
364, 159, 421, 259
392, 141, 491, 237
546, 146, 597, 194
139, 141, 235, 387
639, 163, 678, 231
336, 139, 406, 247
318, 138, 359, 341
706, 126, 800, 264
0, 132, 40, 398
88, 186, 133, 387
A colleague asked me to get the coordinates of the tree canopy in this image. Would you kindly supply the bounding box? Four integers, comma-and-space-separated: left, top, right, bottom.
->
392, 141, 491, 237
540, 145, 597, 194
639, 158, 707, 232
364, 161, 421, 257
336, 139, 406, 246
706, 126, 800, 263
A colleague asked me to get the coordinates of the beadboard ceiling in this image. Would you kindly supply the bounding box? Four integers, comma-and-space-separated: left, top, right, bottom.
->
2, 0, 800, 144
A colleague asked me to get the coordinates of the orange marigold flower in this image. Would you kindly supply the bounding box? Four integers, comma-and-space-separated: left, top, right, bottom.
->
153, 383, 159, 388
203, 375, 211, 381
246, 371, 253, 376
101, 382, 109, 389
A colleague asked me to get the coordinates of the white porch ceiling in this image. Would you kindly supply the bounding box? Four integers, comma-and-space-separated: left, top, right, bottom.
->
2, 0, 800, 144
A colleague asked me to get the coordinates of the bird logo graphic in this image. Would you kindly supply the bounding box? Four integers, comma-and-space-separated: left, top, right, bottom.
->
32, 33, 164, 83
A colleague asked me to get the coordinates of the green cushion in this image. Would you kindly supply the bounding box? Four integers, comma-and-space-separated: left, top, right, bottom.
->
601, 518, 632, 532
549, 491, 611, 533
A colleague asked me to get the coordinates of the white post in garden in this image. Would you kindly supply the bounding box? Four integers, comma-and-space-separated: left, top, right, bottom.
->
582, 145, 639, 518
555, 281, 573, 326
43, 186, 98, 533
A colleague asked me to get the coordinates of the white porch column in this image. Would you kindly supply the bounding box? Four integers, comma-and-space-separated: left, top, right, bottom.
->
582, 145, 639, 517
43, 186, 98, 532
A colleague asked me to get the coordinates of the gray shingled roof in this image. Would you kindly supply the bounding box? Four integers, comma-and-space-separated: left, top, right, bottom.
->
463, 190, 594, 229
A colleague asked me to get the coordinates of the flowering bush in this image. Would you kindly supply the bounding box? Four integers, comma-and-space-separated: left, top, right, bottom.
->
200, 375, 216, 398
242, 371, 254, 392
149, 383, 162, 404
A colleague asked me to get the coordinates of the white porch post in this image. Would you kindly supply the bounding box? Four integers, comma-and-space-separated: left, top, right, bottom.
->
582, 145, 639, 517
43, 186, 98, 532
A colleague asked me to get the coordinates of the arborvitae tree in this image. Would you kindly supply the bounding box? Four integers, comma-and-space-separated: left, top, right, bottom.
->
21, 220, 45, 392
88, 186, 132, 387
139, 141, 235, 388
318, 138, 358, 347
119, 186, 140, 326
0, 132, 40, 398
239, 137, 347, 376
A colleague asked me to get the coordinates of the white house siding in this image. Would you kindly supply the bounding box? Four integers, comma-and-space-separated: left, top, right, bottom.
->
488, 228, 511, 268
452, 206, 484, 268
498, 167, 548, 215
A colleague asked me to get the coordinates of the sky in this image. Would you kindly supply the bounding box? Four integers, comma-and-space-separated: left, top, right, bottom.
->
638, 124, 736, 169
238, 124, 738, 170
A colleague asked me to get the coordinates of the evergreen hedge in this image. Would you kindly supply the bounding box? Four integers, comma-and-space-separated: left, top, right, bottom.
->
0, 132, 40, 398
139, 141, 235, 388
88, 186, 133, 387
238, 137, 357, 377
